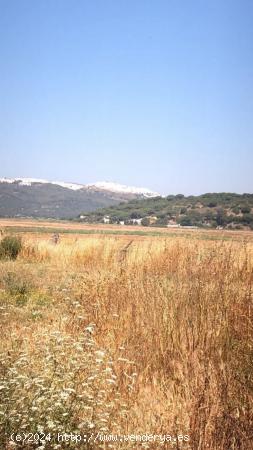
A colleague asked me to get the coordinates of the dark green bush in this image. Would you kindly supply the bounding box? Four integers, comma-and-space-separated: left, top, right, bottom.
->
179, 216, 193, 226
207, 201, 218, 207
241, 213, 253, 225
241, 206, 251, 214
0, 235, 22, 260
141, 217, 150, 226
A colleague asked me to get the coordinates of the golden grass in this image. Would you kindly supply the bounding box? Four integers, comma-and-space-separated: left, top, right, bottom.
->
0, 235, 253, 449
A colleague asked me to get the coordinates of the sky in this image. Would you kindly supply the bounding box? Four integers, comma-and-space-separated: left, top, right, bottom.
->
0, 0, 252, 195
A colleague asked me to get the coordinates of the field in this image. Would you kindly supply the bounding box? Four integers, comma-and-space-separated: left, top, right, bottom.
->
0, 220, 253, 449
1, 218, 253, 241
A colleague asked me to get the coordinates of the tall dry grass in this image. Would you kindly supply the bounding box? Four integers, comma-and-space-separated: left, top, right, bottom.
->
0, 235, 252, 449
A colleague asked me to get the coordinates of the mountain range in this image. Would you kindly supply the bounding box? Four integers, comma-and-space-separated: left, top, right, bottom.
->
0, 177, 160, 219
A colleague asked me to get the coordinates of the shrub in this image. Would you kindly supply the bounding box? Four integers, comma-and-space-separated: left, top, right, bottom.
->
153, 217, 168, 227
241, 213, 253, 224
241, 206, 251, 214
179, 216, 193, 226
141, 218, 150, 226
130, 211, 142, 219
175, 194, 184, 199
215, 208, 227, 226
2, 271, 32, 306
0, 235, 22, 260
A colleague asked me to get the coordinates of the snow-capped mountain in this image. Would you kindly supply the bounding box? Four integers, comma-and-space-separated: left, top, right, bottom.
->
87, 181, 159, 197
0, 177, 159, 197
0, 177, 84, 191
0, 177, 160, 219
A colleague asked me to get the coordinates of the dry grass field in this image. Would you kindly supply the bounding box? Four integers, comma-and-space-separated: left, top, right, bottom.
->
0, 226, 253, 449
1, 217, 253, 241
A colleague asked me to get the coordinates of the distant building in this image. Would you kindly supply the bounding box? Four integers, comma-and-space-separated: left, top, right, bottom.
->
167, 224, 181, 228
181, 225, 198, 229
103, 216, 110, 224
130, 218, 143, 225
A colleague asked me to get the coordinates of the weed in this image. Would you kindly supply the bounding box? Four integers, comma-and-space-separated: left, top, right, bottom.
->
0, 235, 22, 260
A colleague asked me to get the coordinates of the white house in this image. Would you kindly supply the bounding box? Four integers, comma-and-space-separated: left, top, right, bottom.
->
131, 218, 143, 225
103, 215, 110, 224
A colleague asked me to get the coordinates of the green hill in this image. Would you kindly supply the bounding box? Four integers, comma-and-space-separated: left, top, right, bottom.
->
79, 193, 253, 229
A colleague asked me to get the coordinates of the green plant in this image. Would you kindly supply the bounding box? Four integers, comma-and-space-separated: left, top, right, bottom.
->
2, 271, 32, 306
207, 201, 217, 207
179, 216, 193, 226
241, 206, 251, 214
0, 235, 22, 260
232, 206, 240, 214
141, 217, 150, 226
3, 272, 31, 296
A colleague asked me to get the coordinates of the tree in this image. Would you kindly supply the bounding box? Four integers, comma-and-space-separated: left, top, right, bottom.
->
241, 206, 251, 214
130, 211, 141, 219
141, 218, 150, 226
241, 213, 253, 225
175, 194, 184, 199
179, 216, 192, 226
216, 208, 226, 226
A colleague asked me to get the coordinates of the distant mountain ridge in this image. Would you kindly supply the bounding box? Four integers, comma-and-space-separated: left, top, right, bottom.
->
0, 177, 160, 219
0, 177, 84, 191
0, 178, 159, 197
86, 181, 160, 197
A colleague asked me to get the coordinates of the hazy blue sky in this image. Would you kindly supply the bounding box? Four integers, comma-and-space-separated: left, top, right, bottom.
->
0, 0, 252, 195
